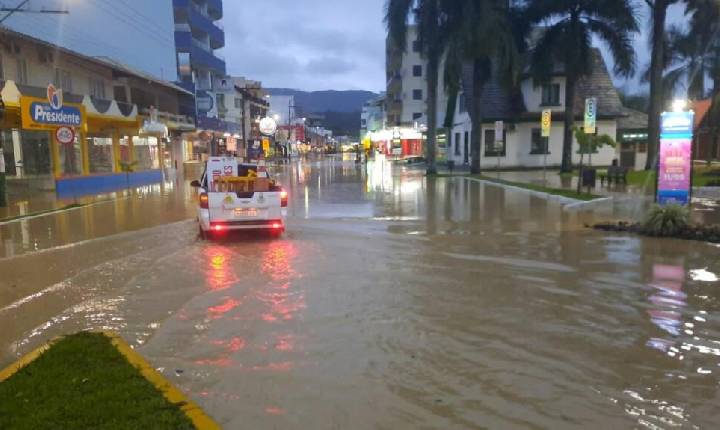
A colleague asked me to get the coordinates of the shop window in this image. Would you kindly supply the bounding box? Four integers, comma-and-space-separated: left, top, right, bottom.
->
58, 135, 81, 176
530, 128, 549, 154
132, 136, 160, 170
19, 131, 51, 175
484, 129, 506, 157
119, 137, 131, 166
541, 83, 560, 106
88, 137, 114, 173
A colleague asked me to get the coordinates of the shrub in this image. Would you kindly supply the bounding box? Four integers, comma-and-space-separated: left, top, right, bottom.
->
641, 204, 690, 237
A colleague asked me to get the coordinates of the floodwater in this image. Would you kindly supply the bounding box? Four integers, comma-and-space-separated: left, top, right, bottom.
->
1, 155, 719, 429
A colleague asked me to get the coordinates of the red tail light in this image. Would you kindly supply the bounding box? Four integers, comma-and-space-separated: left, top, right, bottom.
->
280, 190, 288, 207
199, 193, 209, 209
271, 222, 283, 229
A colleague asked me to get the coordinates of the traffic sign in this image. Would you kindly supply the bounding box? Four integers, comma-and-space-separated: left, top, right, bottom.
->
55, 126, 75, 144
541, 110, 552, 138
584, 97, 597, 134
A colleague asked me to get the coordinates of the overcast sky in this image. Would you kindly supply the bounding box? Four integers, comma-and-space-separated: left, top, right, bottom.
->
222, 0, 387, 92
5, 0, 689, 95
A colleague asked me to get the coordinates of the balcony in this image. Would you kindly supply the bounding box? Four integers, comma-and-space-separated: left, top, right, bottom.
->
190, 44, 226, 75
206, 0, 223, 20
188, 5, 224, 49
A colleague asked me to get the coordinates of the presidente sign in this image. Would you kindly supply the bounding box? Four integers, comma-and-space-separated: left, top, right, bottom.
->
657, 111, 695, 206
21, 84, 84, 130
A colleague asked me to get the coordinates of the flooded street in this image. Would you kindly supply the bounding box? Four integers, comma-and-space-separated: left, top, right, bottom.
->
1, 156, 719, 429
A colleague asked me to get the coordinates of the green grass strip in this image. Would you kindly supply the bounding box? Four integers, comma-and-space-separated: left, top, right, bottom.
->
0, 203, 87, 223
0, 332, 196, 430
435, 173, 601, 201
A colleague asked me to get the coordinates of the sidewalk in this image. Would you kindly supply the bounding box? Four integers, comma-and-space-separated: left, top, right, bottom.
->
0, 184, 124, 222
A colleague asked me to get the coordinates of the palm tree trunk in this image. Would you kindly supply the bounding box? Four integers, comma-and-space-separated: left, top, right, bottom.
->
561, 72, 577, 173
646, 1, 668, 171
470, 59, 485, 175
426, 54, 439, 175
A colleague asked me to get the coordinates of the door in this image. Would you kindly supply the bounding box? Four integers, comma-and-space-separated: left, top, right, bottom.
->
619, 141, 636, 168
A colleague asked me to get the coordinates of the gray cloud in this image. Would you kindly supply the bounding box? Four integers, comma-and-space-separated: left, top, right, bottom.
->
223, 0, 386, 91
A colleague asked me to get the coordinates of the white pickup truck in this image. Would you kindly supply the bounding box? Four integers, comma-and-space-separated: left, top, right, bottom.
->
192, 158, 287, 239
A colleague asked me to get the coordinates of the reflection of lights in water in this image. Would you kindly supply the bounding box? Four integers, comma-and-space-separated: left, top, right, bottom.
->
689, 268, 719, 282
304, 186, 309, 218
208, 297, 241, 318
204, 247, 235, 291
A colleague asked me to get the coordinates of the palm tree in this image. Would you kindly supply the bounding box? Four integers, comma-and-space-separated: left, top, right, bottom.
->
644, 0, 685, 171
386, 0, 447, 175
441, 0, 524, 175
524, 0, 639, 173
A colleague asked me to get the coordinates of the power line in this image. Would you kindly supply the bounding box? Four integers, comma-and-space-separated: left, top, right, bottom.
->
90, 0, 176, 48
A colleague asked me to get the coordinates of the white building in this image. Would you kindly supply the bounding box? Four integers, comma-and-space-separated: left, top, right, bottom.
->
386, 26, 646, 169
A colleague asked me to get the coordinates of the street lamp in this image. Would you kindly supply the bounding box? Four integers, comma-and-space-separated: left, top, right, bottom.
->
673, 99, 688, 112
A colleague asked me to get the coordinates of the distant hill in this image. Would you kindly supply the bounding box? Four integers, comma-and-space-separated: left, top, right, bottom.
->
266, 89, 378, 114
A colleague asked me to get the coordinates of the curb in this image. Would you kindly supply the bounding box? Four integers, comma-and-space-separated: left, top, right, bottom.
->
461, 176, 610, 207
0, 332, 221, 430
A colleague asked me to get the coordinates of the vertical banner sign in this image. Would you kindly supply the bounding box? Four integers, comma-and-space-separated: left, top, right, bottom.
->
584, 97, 597, 134
657, 111, 694, 206
541, 110, 552, 138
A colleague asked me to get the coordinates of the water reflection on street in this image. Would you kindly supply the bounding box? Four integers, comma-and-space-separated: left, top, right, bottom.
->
0, 155, 718, 429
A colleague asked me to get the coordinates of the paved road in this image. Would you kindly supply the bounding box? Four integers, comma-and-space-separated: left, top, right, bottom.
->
1, 155, 719, 429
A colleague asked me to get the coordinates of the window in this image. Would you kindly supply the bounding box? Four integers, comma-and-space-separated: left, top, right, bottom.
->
87, 137, 114, 173
216, 93, 225, 108
638, 142, 648, 153
412, 112, 422, 120
484, 129, 506, 157
234, 97, 242, 108
54, 68, 73, 93
530, 128, 549, 154
16, 58, 28, 84
412, 40, 420, 52
454, 132, 461, 156
88, 77, 106, 99
541, 83, 560, 106
412, 65, 422, 77
361, 118, 367, 126
412, 89, 423, 100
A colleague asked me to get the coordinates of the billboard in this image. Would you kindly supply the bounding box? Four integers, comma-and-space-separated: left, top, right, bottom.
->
657, 111, 694, 206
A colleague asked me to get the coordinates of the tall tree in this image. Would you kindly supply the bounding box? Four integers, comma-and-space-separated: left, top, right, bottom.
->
386, 0, 447, 175
524, 0, 639, 173
644, 0, 685, 170
442, 0, 524, 175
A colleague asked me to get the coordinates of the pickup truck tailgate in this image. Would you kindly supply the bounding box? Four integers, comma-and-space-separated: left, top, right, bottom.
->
208, 192, 282, 222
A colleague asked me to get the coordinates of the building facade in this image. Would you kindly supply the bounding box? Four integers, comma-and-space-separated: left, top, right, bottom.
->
0, 28, 195, 197
172, 0, 226, 130
384, 26, 635, 168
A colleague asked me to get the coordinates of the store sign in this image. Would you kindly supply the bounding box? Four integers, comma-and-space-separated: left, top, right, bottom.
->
55, 126, 75, 144
541, 110, 552, 138
259, 117, 277, 136
657, 111, 694, 206
21, 88, 84, 130
584, 97, 597, 134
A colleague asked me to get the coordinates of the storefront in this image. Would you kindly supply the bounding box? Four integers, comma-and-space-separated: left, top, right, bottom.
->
0, 80, 166, 197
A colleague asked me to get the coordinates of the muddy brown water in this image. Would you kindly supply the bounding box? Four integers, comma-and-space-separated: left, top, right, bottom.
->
1, 156, 719, 429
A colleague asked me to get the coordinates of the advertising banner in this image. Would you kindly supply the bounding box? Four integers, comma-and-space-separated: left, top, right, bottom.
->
657, 111, 694, 206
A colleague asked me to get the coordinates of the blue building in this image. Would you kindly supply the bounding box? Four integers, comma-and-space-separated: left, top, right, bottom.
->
172, 0, 227, 131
